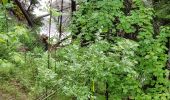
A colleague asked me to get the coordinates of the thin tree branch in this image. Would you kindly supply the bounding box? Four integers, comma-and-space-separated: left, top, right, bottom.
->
35, 14, 50, 19
41, 91, 57, 100
59, 0, 64, 39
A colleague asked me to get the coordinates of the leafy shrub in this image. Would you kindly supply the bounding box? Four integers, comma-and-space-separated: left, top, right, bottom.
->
0, 59, 15, 80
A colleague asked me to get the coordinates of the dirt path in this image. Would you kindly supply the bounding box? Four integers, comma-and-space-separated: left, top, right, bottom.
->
0, 89, 28, 100
0, 91, 15, 100
0, 80, 29, 100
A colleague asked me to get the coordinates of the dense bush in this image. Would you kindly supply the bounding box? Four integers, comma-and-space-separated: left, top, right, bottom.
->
0, 0, 170, 100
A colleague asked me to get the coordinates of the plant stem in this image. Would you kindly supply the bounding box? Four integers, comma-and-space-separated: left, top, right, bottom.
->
105, 82, 109, 100
59, 0, 63, 39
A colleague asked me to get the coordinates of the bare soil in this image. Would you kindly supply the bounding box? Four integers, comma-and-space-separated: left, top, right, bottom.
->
0, 80, 29, 100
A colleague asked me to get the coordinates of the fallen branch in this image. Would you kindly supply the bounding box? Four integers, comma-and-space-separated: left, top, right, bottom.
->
35, 14, 50, 19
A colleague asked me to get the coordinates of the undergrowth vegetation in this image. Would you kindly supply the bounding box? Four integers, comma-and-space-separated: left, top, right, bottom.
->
0, 0, 170, 100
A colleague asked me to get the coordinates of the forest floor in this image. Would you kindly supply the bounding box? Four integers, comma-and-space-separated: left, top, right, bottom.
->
0, 91, 14, 100
0, 80, 29, 100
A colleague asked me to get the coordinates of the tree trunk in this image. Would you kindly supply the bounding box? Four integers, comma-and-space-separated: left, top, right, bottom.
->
59, 0, 64, 39
166, 38, 170, 80
123, 0, 132, 15
13, 0, 34, 27
105, 82, 109, 100
71, 0, 76, 16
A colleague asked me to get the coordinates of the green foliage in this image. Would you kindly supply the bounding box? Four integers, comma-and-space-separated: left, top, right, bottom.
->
154, 0, 170, 19
0, 59, 15, 80
67, 0, 170, 99
0, 5, 7, 32
71, 0, 124, 41
0, 0, 170, 100
0, 26, 30, 59
54, 39, 139, 99
0, 2, 13, 32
